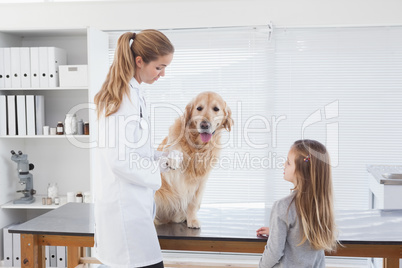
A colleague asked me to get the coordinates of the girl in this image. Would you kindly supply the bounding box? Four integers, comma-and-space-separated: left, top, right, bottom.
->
257, 139, 338, 268
94, 30, 177, 268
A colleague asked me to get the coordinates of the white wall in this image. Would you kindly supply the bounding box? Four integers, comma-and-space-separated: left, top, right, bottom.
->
0, 0, 402, 31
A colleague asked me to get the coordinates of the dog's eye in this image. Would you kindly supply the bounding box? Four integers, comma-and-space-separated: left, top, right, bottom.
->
213, 107, 220, 112
197, 106, 203, 111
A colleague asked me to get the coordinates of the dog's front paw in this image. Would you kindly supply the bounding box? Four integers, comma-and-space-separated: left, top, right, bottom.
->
187, 218, 201, 229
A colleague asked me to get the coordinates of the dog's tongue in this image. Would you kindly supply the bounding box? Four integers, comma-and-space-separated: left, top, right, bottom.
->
200, 133, 212, 143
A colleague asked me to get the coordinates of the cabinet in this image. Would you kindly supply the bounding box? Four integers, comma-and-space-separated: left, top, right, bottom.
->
367, 165, 402, 268
0, 28, 109, 264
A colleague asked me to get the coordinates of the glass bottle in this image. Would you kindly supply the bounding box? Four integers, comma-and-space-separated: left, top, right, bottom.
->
56, 122, 64, 135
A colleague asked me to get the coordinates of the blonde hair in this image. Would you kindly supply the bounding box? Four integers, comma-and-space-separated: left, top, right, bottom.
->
291, 139, 338, 252
94, 30, 174, 118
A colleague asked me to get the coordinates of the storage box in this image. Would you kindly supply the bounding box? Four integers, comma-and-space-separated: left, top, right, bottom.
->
59, 65, 88, 87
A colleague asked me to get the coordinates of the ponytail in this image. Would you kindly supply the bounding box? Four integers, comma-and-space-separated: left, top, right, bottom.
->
95, 30, 174, 118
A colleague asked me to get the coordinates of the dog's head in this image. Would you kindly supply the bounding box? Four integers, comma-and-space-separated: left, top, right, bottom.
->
183, 91, 233, 143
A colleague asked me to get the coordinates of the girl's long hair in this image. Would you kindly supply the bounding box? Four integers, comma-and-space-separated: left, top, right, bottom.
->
291, 139, 338, 252
94, 30, 174, 118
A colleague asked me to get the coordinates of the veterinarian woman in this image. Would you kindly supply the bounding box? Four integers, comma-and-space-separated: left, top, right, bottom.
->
93, 30, 179, 268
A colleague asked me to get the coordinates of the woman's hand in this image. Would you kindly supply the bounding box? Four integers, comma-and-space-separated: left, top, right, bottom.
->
167, 150, 183, 170
256, 227, 270, 237
159, 150, 183, 172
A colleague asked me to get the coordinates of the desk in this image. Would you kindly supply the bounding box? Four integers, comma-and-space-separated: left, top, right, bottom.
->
9, 203, 402, 268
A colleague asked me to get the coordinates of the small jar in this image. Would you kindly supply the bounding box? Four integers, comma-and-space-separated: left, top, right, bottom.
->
83, 192, 91, 203
67, 192, 75, 203
54, 197, 60, 205
75, 192, 83, 203
56, 122, 64, 135
46, 197, 52, 205
84, 122, 89, 135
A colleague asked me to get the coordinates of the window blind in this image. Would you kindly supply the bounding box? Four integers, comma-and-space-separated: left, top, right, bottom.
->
271, 26, 402, 210
108, 26, 402, 210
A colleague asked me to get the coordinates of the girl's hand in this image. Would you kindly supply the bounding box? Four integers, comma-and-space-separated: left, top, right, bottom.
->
256, 227, 270, 237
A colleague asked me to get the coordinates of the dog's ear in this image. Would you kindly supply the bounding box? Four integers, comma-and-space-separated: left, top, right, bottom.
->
222, 102, 234, 132
183, 101, 193, 124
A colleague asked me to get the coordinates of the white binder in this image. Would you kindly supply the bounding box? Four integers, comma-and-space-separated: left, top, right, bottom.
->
48, 47, 67, 87
3, 224, 15, 266
39, 47, 49, 87
4, 47, 12, 88
0, 48, 5, 88
0, 95, 7, 136
10, 47, 21, 88
16, 95, 27, 136
20, 47, 31, 88
7, 95, 16, 135
35, 95, 45, 135
56, 246, 66, 267
49, 246, 57, 267
45, 246, 50, 267
30, 47, 40, 88
26, 95, 36, 135
12, 233, 21, 267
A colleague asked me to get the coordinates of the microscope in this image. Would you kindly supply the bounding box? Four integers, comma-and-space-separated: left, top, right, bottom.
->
10, 150, 36, 204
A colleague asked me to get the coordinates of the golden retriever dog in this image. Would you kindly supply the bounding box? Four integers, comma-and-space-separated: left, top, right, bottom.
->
155, 91, 233, 228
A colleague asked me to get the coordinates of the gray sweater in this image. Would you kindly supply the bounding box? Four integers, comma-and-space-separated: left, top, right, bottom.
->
259, 192, 325, 268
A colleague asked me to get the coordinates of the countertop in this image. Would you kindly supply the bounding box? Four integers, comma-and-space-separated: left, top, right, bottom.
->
9, 203, 402, 245
367, 165, 402, 185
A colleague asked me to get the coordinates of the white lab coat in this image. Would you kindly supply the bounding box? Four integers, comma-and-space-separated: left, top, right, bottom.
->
94, 78, 163, 268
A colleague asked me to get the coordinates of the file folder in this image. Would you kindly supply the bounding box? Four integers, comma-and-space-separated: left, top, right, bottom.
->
26, 95, 36, 135
49, 246, 57, 267
16, 95, 27, 136
4, 47, 12, 88
39, 47, 49, 87
35, 95, 45, 135
45, 246, 50, 268
10, 47, 21, 88
0, 95, 7, 136
3, 224, 15, 267
30, 47, 40, 88
56, 246, 66, 267
48, 47, 67, 87
20, 47, 31, 88
12, 233, 21, 267
0, 48, 5, 88
7, 95, 16, 135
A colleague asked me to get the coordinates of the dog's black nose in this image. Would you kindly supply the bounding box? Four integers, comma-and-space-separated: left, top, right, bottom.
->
200, 121, 211, 130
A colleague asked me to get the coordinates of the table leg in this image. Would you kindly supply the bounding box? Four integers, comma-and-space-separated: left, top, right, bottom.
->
67, 246, 81, 268
20, 234, 45, 268
383, 258, 399, 268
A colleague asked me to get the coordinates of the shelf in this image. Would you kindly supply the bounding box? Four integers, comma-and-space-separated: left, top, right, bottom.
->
1, 195, 63, 210
0, 28, 88, 37
0, 135, 89, 139
0, 87, 88, 91
1, 196, 92, 210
